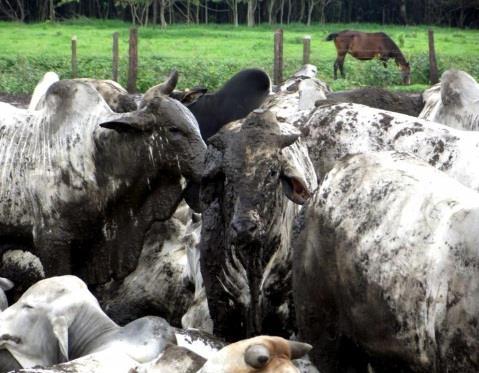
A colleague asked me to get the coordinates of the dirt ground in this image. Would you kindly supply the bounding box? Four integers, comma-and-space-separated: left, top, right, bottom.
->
0, 93, 31, 108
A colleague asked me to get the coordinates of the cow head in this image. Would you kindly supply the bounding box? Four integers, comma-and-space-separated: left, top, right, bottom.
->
198, 336, 312, 373
201, 109, 316, 244
0, 276, 107, 369
199, 110, 317, 338
99, 95, 206, 185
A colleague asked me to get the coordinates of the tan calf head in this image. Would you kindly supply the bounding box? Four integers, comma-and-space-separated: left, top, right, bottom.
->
199, 336, 312, 373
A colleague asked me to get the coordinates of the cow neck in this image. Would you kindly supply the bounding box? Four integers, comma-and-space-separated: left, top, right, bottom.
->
68, 302, 119, 359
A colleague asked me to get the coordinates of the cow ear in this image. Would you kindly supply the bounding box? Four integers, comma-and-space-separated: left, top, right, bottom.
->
99, 113, 152, 133
0, 278, 13, 291
288, 341, 312, 359
280, 141, 317, 205
51, 316, 69, 362
183, 181, 202, 213
181, 87, 207, 105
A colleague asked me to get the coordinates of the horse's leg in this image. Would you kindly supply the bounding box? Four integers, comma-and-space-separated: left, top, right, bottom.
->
333, 57, 339, 80
338, 55, 346, 79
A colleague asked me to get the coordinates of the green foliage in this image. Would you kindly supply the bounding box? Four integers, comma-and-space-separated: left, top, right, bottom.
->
0, 20, 478, 93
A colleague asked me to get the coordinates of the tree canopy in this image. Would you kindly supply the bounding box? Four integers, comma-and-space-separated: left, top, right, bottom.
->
0, 0, 478, 28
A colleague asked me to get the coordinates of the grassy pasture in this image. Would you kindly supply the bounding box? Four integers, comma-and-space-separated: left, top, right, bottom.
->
0, 19, 478, 93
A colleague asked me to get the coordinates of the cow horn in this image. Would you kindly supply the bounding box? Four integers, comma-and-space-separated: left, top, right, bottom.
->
158, 69, 179, 95
278, 132, 300, 148
143, 70, 179, 102
288, 341, 312, 360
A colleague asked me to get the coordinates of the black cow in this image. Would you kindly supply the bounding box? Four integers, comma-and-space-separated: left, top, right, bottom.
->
186, 68, 271, 140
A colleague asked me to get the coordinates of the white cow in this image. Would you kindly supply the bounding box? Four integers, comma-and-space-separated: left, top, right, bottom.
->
0, 275, 176, 370
419, 69, 479, 130
294, 151, 479, 373
303, 102, 479, 192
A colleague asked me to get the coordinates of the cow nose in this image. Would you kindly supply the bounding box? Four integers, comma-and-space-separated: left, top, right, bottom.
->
231, 218, 258, 239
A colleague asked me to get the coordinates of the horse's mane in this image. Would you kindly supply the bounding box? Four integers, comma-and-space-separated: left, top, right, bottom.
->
377, 32, 408, 64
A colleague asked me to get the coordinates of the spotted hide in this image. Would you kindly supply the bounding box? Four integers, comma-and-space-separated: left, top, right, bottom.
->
294, 151, 479, 373
303, 102, 479, 192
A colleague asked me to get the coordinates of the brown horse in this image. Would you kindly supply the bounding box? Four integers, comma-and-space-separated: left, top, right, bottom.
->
326, 30, 411, 85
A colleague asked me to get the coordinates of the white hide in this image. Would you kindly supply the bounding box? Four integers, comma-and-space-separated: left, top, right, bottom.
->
296, 151, 479, 372
28, 72, 59, 110
305, 102, 479, 192
419, 69, 479, 130
0, 276, 175, 369
16, 350, 140, 373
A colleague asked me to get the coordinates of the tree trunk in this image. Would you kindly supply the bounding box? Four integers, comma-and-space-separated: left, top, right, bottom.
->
458, 0, 465, 28
280, 0, 284, 24
287, 0, 291, 24
247, 0, 255, 26
153, 0, 158, 24
268, 0, 276, 24
307, 1, 315, 26
169, 0, 173, 23
204, 0, 208, 24
186, 0, 190, 23
233, 0, 238, 27
299, 0, 305, 23
399, 0, 407, 24
196, 1, 199, 23
320, 1, 325, 23
49, 0, 54, 21
160, 0, 167, 27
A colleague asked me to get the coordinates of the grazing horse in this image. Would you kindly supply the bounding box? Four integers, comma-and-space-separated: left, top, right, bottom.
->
326, 30, 411, 84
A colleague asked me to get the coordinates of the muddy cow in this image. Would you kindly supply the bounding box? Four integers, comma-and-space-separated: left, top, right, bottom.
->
325, 87, 423, 116
199, 109, 317, 341
0, 80, 205, 278
294, 151, 479, 373
302, 102, 479, 192
419, 69, 479, 130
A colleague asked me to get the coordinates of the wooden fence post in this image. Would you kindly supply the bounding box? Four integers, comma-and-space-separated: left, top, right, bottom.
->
71, 35, 78, 78
273, 29, 283, 86
428, 29, 439, 84
303, 35, 311, 65
127, 28, 138, 93
112, 32, 119, 82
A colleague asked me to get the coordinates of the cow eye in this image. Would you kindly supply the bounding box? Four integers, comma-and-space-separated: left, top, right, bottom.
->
22, 304, 33, 309
270, 169, 278, 178
168, 127, 183, 135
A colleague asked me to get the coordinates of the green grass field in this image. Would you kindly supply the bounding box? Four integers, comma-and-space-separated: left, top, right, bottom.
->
0, 19, 478, 93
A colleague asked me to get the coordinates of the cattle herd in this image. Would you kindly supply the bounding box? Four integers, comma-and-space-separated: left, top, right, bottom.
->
0, 64, 477, 373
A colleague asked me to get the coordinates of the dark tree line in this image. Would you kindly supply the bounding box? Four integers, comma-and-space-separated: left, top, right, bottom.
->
0, 0, 478, 27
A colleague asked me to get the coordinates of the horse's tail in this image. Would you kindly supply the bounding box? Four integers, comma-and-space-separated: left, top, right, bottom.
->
325, 32, 339, 41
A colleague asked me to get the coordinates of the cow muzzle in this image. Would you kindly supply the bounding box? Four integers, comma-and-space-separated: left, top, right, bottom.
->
231, 216, 260, 243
